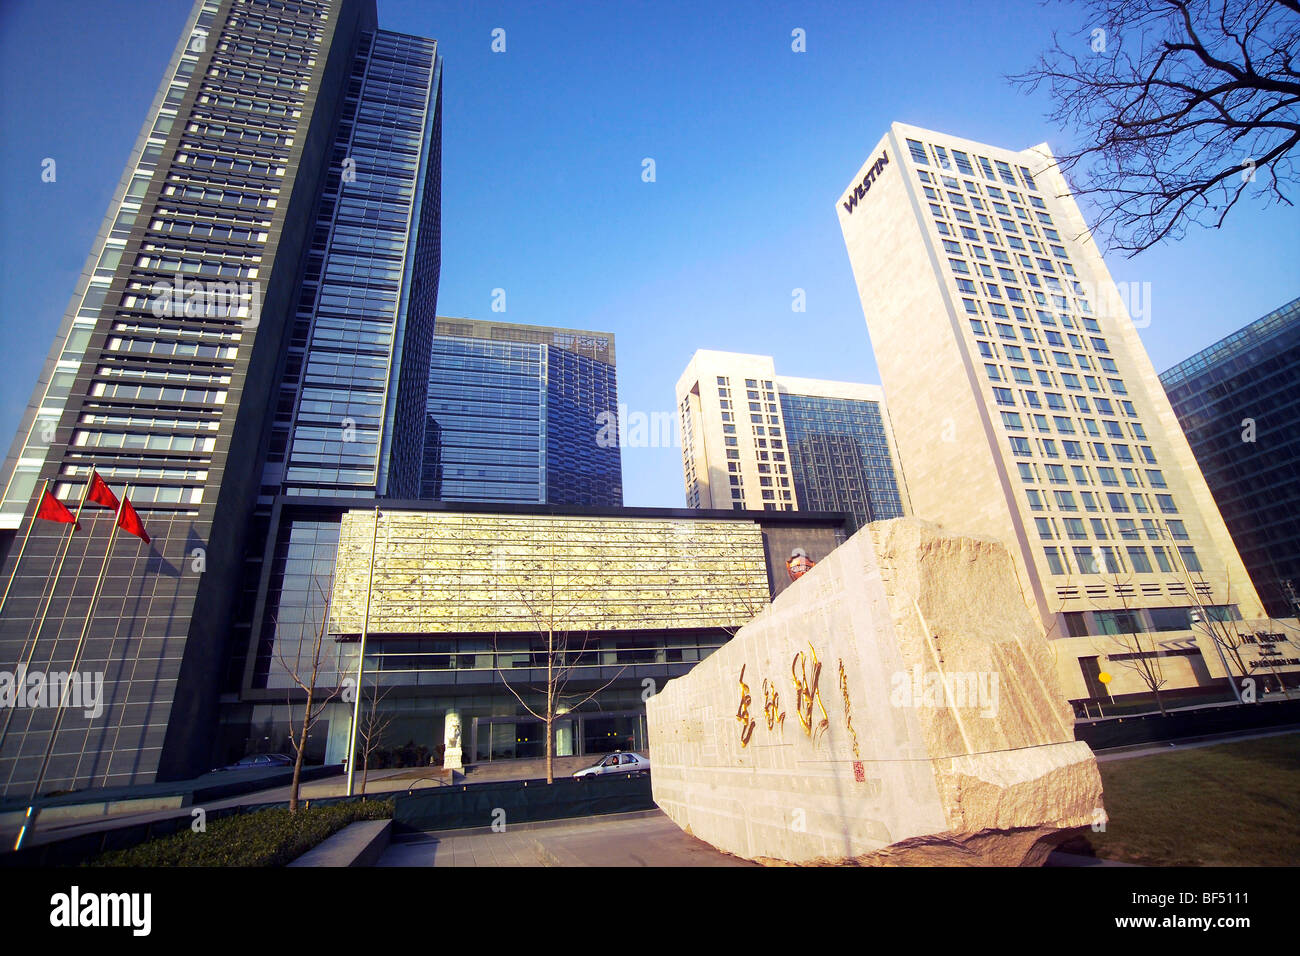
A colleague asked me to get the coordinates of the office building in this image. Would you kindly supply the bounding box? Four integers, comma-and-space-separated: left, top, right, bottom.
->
676, 350, 907, 528
837, 122, 1279, 707
421, 318, 622, 506
1161, 298, 1300, 619
215, 500, 849, 766
0, 0, 443, 797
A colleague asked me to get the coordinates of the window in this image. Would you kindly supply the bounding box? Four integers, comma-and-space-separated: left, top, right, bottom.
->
1127, 547, 1153, 573
1167, 520, 1189, 539
1150, 606, 1191, 631
1073, 547, 1100, 574
1156, 494, 1177, 514
1095, 609, 1142, 634
1044, 547, 1067, 575
1177, 546, 1202, 572
907, 138, 928, 164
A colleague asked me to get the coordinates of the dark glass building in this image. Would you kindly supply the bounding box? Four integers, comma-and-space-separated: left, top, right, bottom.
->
1161, 297, 1300, 618
421, 318, 622, 506
0, 0, 442, 797
778, 384, 906, 530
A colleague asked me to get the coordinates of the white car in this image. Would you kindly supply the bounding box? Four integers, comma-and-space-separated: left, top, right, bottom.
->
572, 751, 650, 778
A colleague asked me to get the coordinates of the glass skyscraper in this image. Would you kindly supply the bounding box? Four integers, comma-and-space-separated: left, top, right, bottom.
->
0, 0, 442, 797
421, 318, 622, 506
1161, 297, 1300, 619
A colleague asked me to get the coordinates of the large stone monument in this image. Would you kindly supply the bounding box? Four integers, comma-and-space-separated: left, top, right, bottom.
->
646, 518, 1104, 866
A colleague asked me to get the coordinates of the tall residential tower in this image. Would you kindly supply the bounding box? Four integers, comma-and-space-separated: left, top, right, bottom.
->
676, 350, 907, 529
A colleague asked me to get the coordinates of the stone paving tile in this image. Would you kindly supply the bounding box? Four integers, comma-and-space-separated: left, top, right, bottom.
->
378, 810, 755, 867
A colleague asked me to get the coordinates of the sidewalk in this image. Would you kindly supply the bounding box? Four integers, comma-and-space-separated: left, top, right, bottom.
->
0, 753, 614, 850
377, 810, 756, 867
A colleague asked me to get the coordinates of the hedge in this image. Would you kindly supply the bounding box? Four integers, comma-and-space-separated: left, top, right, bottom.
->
85, 799, 394, 867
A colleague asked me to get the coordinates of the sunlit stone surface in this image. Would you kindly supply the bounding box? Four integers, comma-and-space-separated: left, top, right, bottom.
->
647, 517, 1105, 866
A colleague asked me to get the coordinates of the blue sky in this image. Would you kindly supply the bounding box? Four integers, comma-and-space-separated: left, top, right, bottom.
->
1, 0, 1295, 507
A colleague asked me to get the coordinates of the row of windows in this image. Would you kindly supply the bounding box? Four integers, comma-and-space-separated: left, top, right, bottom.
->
906, 138, 1039, 193
1043, 543, 1201, 576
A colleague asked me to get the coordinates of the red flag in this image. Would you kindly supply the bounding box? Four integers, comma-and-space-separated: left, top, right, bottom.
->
35, 489, 80, 530
116, 495, 150, 544
86, 471, 119, 511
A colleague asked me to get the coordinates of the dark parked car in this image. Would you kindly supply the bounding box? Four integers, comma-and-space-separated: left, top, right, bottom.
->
211, 753, 295, 772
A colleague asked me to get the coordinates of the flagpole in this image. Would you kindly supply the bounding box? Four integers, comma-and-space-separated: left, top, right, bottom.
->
0, 479, 49, 618
25, 484, 129, 811
345, 505, 380, 797
0, 475, 92, 756
23, 471, 94, 663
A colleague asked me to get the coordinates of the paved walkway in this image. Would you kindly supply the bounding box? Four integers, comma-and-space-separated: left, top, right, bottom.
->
0, 754, 618, 849
377, 809, 756, 867
376, 808, 1132, 867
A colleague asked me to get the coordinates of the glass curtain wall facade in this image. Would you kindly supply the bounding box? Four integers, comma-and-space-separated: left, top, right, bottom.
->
546, 346, 622, 506
779, 390, 905, 529
228, 27, 443, 736
0, 0, 444, 796
272, 30, 442, 499
422, 336, 546, 503
421, 318, 622, 506
1161, 298, 1300, 618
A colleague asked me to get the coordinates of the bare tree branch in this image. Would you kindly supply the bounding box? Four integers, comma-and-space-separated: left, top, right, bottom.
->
1010, 0, 1299, 255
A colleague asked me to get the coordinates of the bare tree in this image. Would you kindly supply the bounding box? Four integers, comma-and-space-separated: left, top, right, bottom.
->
1173, 555, 1295, 699
1090, 570, 1171, 714
1011, 0, 1300, 254
274, 578, 345, 812
356, 674, 393, 797
492, 542, 627, 784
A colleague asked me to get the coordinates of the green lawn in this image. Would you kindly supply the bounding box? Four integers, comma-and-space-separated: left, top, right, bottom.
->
86, 799, 394, 867
1082, 733, 1300, 866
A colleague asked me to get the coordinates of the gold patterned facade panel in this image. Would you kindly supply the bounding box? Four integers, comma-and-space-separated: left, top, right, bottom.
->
329, 510, 771, 635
